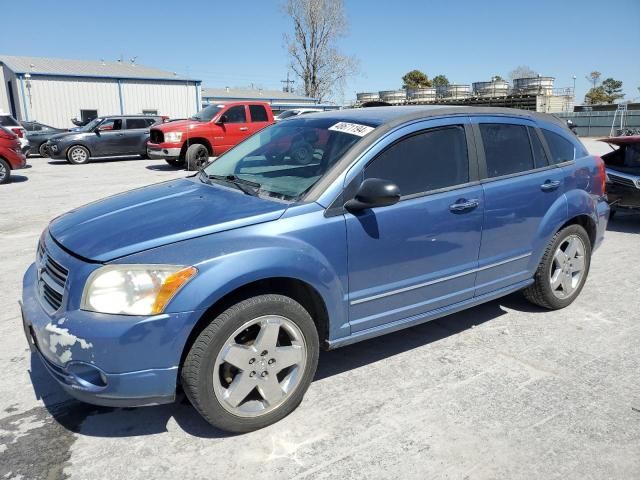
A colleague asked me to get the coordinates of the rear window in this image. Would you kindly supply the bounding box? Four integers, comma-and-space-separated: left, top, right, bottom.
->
480, 123, 534, 178
542, 129, 576, 164
249, 105, 269, 122
0, 116, 19, 127
126, 118, 154, 129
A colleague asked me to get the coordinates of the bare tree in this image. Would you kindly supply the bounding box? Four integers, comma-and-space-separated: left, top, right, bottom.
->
509, 65, 538, 80
585, 71, 601, 89
283, 0, 358, 101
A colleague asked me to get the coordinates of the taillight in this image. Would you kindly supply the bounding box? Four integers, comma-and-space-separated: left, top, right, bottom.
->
10, 127, 24, 138
595, 155, 606, 196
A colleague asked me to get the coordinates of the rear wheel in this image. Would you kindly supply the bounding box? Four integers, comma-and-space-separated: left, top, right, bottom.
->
523, 224, 591, 310
165, 158, 185, 168
38, 143, 49, 158
185, 144, 209, 171
0, 159, 10, 184
181, 294, 319, 433
66, 145, 90, 165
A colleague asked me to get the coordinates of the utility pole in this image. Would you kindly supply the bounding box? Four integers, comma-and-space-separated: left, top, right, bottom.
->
281, 71, 294, 93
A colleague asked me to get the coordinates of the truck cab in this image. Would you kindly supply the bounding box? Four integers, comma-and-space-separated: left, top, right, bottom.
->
147, 101, 274, 170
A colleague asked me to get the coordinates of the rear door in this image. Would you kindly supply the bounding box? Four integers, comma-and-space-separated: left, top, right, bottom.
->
122, 117, 155, 155
345, 118, 484, 332
472, 117, 565, 296
248, 104, 271, 135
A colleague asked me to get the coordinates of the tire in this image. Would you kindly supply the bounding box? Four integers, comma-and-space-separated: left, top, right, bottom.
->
185, 144, 209, 171
165, 158, 185, 168
523, 224, 592, 310
38, 143, 49, 158
0, 158, 10, 185
66, 145, 90, 165
181, 294, 320, 433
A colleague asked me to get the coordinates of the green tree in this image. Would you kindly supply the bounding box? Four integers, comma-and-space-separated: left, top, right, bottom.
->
402, 70, 431, 89
431, 74, 450, 87
601, 78, 624, 103
492, 75, 505, 82
584, 86, 608, 105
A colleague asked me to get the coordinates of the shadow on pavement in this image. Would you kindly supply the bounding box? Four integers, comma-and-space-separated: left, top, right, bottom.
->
145, 164, 184, 171
8, 175, 28, 183
29, 292, 537, 439
607, 213, 640, 233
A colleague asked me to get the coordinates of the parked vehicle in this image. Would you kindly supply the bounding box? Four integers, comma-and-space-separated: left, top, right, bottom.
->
20, 121, 66, 157
46, 115, 163, 164
274, 108, 322, 122
600, 135, 640, 217
147, 102, 274, 170
0, 113, 30, 154
21, 106, 608, 433
0, 127, 28, 184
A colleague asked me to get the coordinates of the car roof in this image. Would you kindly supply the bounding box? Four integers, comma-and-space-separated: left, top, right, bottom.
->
306, 105, 568, 129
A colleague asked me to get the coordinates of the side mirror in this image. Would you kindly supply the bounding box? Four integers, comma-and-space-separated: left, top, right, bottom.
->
344, 178, 401, 212
215, 114, 229, 124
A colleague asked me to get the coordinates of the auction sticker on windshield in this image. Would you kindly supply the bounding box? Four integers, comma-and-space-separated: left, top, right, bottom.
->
328, 122, 375, 137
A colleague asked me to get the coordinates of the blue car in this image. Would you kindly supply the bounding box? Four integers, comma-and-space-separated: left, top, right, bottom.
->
21, 106, 609, 432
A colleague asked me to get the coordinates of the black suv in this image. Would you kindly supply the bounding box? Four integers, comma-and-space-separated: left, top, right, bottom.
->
46, 115, 163, 164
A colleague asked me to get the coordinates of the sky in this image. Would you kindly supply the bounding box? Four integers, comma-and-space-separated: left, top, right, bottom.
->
3, 0, 639, 104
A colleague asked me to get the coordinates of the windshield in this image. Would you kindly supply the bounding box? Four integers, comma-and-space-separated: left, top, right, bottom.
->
276, 110, 298, 120
191, 105, 223, 122
78, 118, 103, 132
203, 118, 368, 201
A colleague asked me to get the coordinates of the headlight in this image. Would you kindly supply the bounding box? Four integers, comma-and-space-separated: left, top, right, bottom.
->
164, 132, 183, 143
81, 264, 197, 315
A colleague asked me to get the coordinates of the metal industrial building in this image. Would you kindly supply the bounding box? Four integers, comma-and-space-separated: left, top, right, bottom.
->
201, 87, 338, 114
0, 55, 201, 128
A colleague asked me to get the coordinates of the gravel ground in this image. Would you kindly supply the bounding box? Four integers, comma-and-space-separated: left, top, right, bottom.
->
1, 140, 639, 480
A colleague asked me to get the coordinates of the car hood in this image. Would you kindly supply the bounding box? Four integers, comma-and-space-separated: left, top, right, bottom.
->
49, 177, 287, 262
49, 131, 84, 141
154, 119, 204, 132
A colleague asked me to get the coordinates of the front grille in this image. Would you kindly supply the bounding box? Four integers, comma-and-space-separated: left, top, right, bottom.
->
150, 129, 164, 144
36, 241, 68, 312
608, 173, 637, 189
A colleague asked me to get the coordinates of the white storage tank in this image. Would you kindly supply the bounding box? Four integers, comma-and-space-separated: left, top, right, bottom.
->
513, 76, 555, 95
407, 87, 437, 102
379, 89, 407, 104
356, 92, 380, 103
443, 84, 471, 99
472, 80, 510, 97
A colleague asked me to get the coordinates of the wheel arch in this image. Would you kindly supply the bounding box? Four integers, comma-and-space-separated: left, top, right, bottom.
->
177, 276, 330, 377
181, 138, 213, 157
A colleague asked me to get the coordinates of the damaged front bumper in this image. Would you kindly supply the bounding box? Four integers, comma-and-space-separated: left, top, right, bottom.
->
20, 238, 203, 407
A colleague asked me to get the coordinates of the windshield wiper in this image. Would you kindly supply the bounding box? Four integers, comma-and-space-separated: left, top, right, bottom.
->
205, 174, 262, 196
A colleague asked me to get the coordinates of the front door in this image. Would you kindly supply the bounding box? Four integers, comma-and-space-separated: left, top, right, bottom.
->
472, 118, 565, 296
215, 105, 251, 154
345, 119, 484, 332
92, 118, 126, 156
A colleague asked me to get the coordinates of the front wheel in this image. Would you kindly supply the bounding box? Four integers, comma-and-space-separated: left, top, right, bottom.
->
0, 159, 11, 184
181, 294, 319, 433
66, 145, 90, 165
185, 144, 209, 171
38, 143, 49, 158
523, 224, 592, 310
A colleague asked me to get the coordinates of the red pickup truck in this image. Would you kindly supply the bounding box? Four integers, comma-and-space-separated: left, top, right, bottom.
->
147, 101, 274, 170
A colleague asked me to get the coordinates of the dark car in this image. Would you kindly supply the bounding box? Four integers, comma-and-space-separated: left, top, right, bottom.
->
46, 115, 163, 164
20, 121, 66, 157
600, 135, 640, 218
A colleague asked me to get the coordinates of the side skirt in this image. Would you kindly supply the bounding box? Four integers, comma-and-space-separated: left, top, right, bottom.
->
325, 279, 534, 350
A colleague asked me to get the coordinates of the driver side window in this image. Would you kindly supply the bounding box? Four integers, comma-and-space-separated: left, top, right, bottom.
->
364, 126, 469, 197
224, 106, 247, 124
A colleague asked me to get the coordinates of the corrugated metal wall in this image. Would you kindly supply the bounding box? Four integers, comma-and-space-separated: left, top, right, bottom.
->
12, 75, 199, 128
554, 110, 640, 137
121, 80, 198, 119
0, 66, 21, 119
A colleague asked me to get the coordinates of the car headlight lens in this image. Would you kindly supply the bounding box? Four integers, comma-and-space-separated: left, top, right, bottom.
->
81, 265, 197, 315
164, 132, 183, 142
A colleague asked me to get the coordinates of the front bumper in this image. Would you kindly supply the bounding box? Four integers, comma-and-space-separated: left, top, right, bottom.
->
20, 237, 204, 407
46, 142, 67, 160
147, 144, 182, 160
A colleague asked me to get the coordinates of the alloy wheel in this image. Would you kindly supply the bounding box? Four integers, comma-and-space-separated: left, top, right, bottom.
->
213, 315, 307, 418
549, 234, 586, 299
70, 147, 87, 162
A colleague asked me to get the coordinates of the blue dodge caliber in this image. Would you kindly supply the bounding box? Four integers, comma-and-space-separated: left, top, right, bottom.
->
21, 106, 609, 432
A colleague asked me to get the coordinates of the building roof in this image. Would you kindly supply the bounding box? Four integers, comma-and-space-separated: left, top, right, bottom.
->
202, 86, 318, 102
0, 55, 200, 82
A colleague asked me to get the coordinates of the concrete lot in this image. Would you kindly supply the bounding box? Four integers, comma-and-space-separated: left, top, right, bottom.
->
1, 140, 639, 480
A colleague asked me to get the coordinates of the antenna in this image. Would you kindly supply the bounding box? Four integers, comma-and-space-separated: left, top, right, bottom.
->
281, 71, 294, 93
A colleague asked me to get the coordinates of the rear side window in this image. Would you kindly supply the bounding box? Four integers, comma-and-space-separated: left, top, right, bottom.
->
365, 126, 469, 196
126, 118, 151, 129
528, 127, 549, 168
225, 106, 247, 124
249, 105, 269, 122
479, 123, 534, 178
542, 129, 575, 164
0, 116, 19, 127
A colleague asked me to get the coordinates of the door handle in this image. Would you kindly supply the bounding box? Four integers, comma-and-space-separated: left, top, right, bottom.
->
449, 198, 479, 213
540, 180, 561, 191
239, 127, 249, 131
